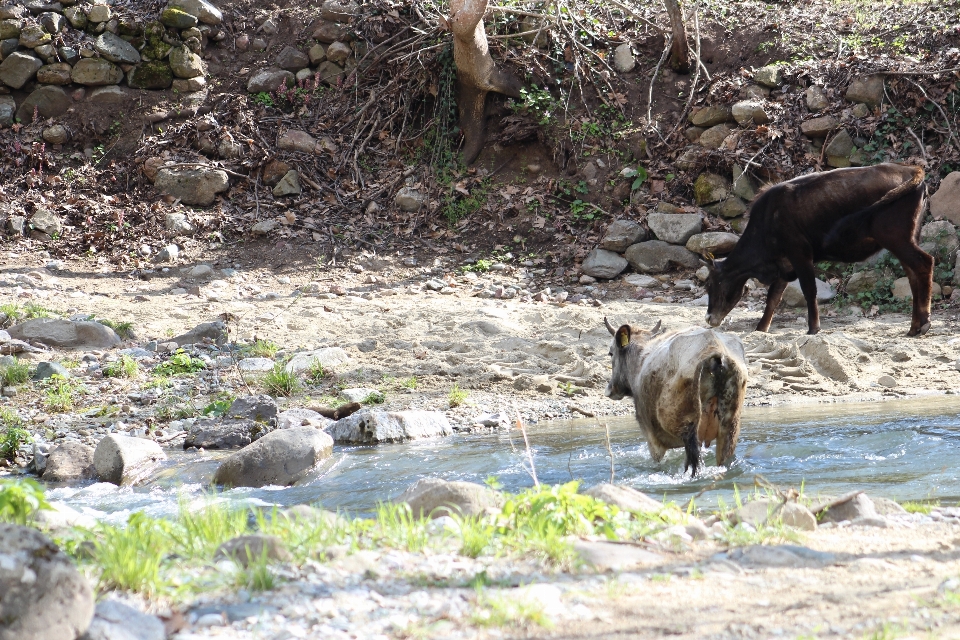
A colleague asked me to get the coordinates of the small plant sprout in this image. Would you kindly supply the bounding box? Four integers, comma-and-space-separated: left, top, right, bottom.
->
154, 350, 206, 376
448, 384, 468, 408
103, 355, 140, 379
262, 362, 300, 396
243, 339, 280, 358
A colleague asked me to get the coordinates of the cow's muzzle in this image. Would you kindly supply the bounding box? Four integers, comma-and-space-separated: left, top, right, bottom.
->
705, 313, 722, 328
604, 384, 626, 401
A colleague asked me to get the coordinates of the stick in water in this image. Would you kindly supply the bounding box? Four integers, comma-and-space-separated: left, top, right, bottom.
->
514, 407, 539, 487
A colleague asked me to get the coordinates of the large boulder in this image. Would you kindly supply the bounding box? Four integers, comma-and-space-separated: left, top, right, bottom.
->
327, 409, 452, 444
686, 232, 739, 256
212, 427, 333, 488
70, 58, 123, 85
0, 524, 94, 640
845, 75, 884, 108
82, 599, 166, 640
7, 319, 121, 349
920, 220, 958, 254
14, 85, 69, 123
43, 441, 96, 482
0, 51, 42, 89
624, 240, 700, 273
396, 478, 503, 518
154, 167, 229, 206
580, 248, 628, 279
284, 347, 350, 373
183, 418, 268, 450
930, 173, 960, 225
93, 434, 166, 485
600, 219, 646, 252
584, 484, 663, 513
782, 278, 836, 306
646, 212, 702, 245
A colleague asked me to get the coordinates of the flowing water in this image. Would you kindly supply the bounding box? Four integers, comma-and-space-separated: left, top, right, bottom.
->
50, 397, 960, 523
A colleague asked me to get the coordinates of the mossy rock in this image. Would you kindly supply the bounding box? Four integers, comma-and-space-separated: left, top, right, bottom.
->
128, 61, 173, 89
160, 7, 198, 29
141, 21, 172, 60
693, 172, 731, 206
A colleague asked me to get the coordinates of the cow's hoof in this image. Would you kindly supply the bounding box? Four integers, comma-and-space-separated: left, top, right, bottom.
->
916, 322, 931, 336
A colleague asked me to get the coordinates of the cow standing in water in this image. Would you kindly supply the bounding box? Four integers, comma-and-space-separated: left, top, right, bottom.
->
604, 319, 748, 475
705, 163, 932, 336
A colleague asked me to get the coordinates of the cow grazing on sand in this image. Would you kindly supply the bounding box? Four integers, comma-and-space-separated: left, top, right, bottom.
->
604, 319, 748, 475
705, 163, 932, 336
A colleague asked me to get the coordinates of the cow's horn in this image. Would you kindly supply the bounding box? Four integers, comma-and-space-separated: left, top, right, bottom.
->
651, 319, 663, 335
604, 317, 616, 336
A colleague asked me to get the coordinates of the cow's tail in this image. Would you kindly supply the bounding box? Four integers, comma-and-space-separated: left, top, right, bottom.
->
696, 351, 747, 470
823, 165, 926, 249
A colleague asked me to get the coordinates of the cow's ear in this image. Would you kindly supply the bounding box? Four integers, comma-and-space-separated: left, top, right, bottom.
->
616, 325, 631, 349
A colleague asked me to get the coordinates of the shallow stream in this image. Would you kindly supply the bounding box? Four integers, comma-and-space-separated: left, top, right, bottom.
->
50, 397, 960, 523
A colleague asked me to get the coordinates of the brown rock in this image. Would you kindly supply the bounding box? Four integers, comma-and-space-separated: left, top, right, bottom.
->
800, 115, 839, 138
262, 159, 291, 185
142, 157, 164, 182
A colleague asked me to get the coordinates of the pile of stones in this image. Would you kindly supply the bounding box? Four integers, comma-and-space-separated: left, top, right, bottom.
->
0, 0, 221, 132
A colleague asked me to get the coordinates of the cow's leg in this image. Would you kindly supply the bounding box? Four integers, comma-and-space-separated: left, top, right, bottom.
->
790, 259, 821, 334
895, 248, 934, 336
682, 424, 701, 476
755, 277, 789, 332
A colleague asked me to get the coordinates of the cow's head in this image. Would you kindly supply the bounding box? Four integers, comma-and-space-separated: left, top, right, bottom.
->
604, 317, 663, 400
704, 257, 748, 328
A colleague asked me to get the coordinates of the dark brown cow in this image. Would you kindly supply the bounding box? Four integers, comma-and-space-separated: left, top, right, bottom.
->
705, 163, 931, 336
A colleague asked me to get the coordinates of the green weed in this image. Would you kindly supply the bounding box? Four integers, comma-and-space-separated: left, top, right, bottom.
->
448, 384, 468, 408
0, 303, 23, 326
43, 374, 79, 413
98, 319, 135, 339
0, 409, 30, 461
0, 478, 50, 525
306, 360, 327, 383
470, 588, 553, 629
0, 359, 30, 386
242, 339, 279, 358
362, 390, 385, 405
901, 500, 939, 514
23, 302, 58, 319
376, 502, 432, 553
262, 362, 300, 396
461, 259, 492, 274
154, 350, 205, 376
102, 355, 139, 379
93, 512, 171, 595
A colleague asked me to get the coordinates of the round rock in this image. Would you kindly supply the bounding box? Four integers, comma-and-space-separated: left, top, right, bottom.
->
212, 427, 334, 488
581, 248, 629, 279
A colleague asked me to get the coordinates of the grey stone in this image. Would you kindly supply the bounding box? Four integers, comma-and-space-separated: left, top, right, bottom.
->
327, 41, 353, 65
93, 434, 166, 485
327, 409, 452, 444
94, 31, 140, 64
600, 219, 647, 252
878, 374, 897, 387
237, 357, 274, 372
694, 172, 730, 205
732, 544, 835, 568
183, 418, 267, 449
214, 535, 290, 566
226, 394, 278, 425
36, 62, 71, 85
9, 319, 121, 349
17, 23, 50, 48
846, 270, 880, 295
357, 338, 377, 353
63, 6, 86, 28
818, 493, 877, 523
169, 45, 203, 78
891, 277, 939, 300
172, 76, 206, 92
612, 42, 635, 73
16, 85, 69, 123
395, 187, 425, 212
920, 220, 958, 254
845, 75, 884, 108
647, 212, 702, 245
272, 170, 301, 197
315, 60, 343, 84
164, 212, 194, 234
28, 207, 61, 236
800, 115, 839, 137
931, 173, 960, 225
32, 361, 69, 380
573, 539, 664, 572
581, 248, 628, 279
698, 123, 733, 149
276, 45, 309, 71
213, 427, 334, 488
320, 0, 359, 22
782, 278, 835, 306
397, 478, 503, 518
0, 50, 41, 89
71, 58, 123, 85
246, 67, 293, 93
0, 524, 94, 640
754, 64, 782, 88
43, 441, 96, 482
0, 19, 20, 40
705, 197, 748, 219
686, 232, 739, 256
284, 347, 350, 373
86, 86, 128, 104
624, 240, 700, 273
339, 387, 380, 403
312, 20, 346, 43
852, 102, 870, 118
277, 129, 317, 153
155, 167, 229, 206
731, 99, 771, 125
155, 244, 179, 262
34, 502, 97, 531
0, 94, 14, 125
308, 43, 326, 64
7, 215, 25, 235
159, 6, 196, 28
170, 320, 226, 346
780, 502, 817, 530
87, 4, 112, 23
732, 165, 757, 201
805, 85, 829, 111
623, 273, 659, 288
690, 105, 732, 127
82, 599, 166, 640
251, 220, 277, 236
871, 496, 908, 516
277, 408, 331, 430
825, 129, 854, 158
584, 484, 663, 513
167, 0, 223, 25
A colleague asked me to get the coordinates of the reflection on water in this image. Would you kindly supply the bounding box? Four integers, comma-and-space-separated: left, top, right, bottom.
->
49, 396, 960, 523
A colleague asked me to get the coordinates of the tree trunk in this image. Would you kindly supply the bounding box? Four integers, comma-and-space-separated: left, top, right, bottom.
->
663, 0, 690, 74
449, 0, 523, 164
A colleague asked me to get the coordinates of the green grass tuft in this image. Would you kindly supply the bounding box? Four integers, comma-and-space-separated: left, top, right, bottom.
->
262, 362, 300, 396
102, 355, 139, 379
154, 350, 205, 376
98, 319, 135, 339
0, 478, 50, 525
0, 359, 30, 386
242, 339, 280, 358
448, 384, 468, 408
